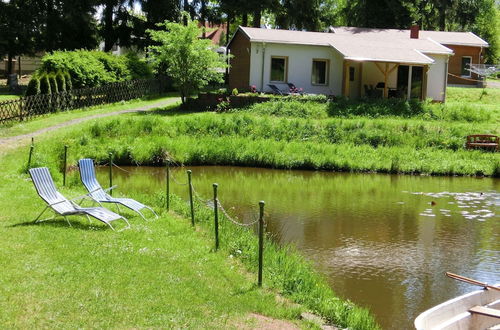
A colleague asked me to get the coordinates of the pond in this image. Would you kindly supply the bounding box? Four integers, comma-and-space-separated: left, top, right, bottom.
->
96, 165, 499, 329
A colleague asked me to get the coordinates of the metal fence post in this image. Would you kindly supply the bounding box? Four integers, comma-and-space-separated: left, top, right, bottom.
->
166, 162, 170, 211
27, 144, 34, 173
187, 170, 194, 226
109, 152, 113, 196
63, 145, 68, 186
258, 201, 265, 287
213, 183, 219, 251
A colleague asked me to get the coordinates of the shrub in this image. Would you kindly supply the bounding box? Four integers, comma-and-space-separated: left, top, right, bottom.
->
64, 71, 73, 90
25, 76, 40, 96
48, 73, 58, 94
39, 50, 131, 88
39, 74, 51, 95
232, 88, 239, 96
55, 71, 66, 92
125, 52, 153, 79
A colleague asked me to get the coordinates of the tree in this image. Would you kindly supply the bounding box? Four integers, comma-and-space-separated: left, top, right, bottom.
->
147, 16, 228, 103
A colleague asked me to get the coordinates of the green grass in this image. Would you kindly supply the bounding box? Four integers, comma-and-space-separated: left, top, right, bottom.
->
0, 141, 319, 329
0, 94, 21, 101
0, 93, 180, 139
38, 108, 498, 176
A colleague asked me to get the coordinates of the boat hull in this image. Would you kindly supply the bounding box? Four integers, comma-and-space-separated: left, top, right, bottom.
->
415, 287, 500, 329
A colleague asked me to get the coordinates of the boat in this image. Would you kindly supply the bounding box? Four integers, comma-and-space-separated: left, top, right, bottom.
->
415, 273, 500, 330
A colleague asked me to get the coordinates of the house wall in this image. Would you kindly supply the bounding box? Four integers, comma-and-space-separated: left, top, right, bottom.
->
249, 42, 344, 95
426, 54, 448, 102
228, 31, 251, 91
445, 44, 483, 86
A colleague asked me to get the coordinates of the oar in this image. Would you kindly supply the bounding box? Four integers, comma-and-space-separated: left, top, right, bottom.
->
446, 272, 500, 291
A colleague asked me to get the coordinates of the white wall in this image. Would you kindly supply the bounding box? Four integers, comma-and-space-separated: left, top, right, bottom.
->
426, 54, 448, 102
249, 42, 344, 95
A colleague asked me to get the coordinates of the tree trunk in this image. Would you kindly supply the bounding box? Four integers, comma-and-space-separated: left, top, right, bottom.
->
103, 0, 114, 52
252, 9, 261, 27
201, 0, 206, 38
242, 13, 248, 27
7, 53, 13, 76
183, 0, 189, 25
439, 1, 447, 30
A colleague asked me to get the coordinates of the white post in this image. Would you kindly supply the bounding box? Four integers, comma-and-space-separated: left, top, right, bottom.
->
407, 66, 413, 100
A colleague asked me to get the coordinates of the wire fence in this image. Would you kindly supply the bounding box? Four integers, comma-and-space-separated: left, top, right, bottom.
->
0, 78, 167, 123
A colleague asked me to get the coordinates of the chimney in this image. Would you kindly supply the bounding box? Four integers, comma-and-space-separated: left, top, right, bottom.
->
410, 25, 419, 39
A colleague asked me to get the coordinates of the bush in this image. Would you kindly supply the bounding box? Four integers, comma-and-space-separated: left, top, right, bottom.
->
64, 71, 73, 90
125, 52, 153, 80
25, 76, 40, 96
39, 74, 51, 95
39, 50, 131, 89
55, 71, 66, 92
48, 73, 58, 94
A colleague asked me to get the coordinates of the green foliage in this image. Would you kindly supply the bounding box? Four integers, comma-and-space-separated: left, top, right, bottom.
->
232, 88, 239, 96
48, 73, 59, 94
39, 50, 148, 89
25, 76, 41, 96
39, 74, 51, 95
148, 16, 228, 103
64, 71, 73, 90
55, 71, 66, 92
125, 52, 153, 80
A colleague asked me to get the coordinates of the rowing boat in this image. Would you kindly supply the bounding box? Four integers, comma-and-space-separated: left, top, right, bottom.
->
415, 276, 500, 330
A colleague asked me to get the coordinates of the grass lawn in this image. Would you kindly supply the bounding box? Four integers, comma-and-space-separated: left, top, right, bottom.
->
0, 137, 313, 329
0, 93, 180, 139
0, 94, 21, 102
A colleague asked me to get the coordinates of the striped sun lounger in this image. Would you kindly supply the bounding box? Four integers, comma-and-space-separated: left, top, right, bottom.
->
78, 158, 158, 220
29, 167, 130, 230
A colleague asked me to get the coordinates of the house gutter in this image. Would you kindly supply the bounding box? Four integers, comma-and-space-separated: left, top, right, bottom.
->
260, 42, 266, 92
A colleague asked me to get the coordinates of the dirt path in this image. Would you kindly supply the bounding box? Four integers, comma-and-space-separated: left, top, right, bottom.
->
0, 97, 179, 155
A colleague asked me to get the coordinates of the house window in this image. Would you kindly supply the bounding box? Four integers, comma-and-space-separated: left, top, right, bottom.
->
270, 56, 288, 82
461, 57, 472, 77
312, 59, 329, 85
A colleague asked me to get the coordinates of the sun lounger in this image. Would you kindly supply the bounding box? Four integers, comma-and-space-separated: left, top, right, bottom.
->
268, 84, 285, 95
29, 167, 130, 230
78, 158, 158, 220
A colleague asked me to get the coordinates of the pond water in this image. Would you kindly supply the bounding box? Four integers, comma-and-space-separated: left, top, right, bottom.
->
96, 166, 499, 329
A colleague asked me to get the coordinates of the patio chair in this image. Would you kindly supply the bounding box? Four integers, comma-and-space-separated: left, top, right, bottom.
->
78, 158, 158, 220
268, 84, 284, 95
29, 167, 130, 231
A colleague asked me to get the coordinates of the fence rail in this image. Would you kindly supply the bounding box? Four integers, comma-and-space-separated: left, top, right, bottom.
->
0, 78, 166, 123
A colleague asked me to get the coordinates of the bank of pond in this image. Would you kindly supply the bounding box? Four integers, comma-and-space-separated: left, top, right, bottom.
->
92, 165, 498, 330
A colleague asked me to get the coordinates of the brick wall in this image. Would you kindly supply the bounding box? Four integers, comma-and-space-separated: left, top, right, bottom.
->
228, 31, 251, 91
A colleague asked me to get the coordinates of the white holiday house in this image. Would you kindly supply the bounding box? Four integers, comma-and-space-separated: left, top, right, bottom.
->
228, 26, 456, 101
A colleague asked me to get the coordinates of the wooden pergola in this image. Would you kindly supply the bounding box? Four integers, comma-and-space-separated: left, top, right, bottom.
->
341, 60, 429, 100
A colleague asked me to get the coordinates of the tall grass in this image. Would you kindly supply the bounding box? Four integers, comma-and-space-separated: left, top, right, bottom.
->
36, 112, 499, 176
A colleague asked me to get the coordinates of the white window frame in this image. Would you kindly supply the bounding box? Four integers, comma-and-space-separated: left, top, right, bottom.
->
270, 56, 288, 83
311, 59, 329, 86
461, 56, 472, 77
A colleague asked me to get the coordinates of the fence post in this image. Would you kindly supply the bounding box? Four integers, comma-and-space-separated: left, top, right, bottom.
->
213, 183, 219, 251
27, 144, 34, 173
258, 201, 265, 287
166, 162, 170, 211
63, 145, 68, 186
187, 170, 195, 226
109, 152, 113, 196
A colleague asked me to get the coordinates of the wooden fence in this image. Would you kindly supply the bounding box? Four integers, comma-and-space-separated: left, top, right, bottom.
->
0, 78, 166, 123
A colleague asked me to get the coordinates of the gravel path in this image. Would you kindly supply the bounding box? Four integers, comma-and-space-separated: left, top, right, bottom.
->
0, 97, 179, 154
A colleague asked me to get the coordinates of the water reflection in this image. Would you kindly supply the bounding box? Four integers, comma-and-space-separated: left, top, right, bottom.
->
96, 166, 499, 330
